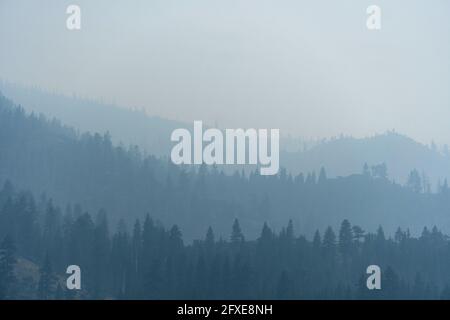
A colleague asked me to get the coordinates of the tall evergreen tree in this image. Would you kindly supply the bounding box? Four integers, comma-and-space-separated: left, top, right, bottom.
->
318, 167, 327, 184
37, 254, 56, 300
0, 235, 16, 299
230, 219, 244, 244
339, 220, 353, 261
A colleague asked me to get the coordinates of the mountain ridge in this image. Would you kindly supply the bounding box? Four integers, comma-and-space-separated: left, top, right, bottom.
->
2, 81, 449, 186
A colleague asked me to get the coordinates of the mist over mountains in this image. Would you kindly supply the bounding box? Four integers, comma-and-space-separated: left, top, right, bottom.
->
2, 89, 450, 241
2, 81, 449, 187
282, 133, 450, 187
0, 81, 183, 157
2, 0, 450, 302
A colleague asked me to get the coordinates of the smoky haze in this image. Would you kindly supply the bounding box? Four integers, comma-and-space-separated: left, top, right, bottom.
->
1, 0, 449, 145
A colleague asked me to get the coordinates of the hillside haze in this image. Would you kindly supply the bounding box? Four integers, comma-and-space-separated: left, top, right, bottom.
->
1, 92, 450, 241
282, 133, 450, 187
2, 82, 449, 187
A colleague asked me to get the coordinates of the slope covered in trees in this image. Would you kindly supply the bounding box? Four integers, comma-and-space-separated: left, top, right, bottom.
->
0, 81, 184, 157
1, 92, 450, 240
3, 82, 450, 186
1, 181, 450, 299
281, 132, 450, 187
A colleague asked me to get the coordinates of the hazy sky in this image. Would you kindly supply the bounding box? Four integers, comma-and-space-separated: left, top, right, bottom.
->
1, 0, 449, 145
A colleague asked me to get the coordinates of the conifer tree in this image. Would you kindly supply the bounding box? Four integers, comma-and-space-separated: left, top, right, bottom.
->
38, 254, 56, 300
0, 235, 16, 299
339, 219, 353, 260
230, 219, 244, 243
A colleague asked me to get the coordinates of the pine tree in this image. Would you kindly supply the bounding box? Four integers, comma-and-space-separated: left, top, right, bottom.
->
322, 226, 337, 263
205, 226, 215, 253
407, 169, 422, 193
230, 219, 244, 243
169, 225, 183, 252
141, 214, 155, 271
259, 223, 273, 244
131, 219, 142, 298
92, 210, 110, 298
38, 254, 56, 300
376, 226, 385, 242
286, 220, 294, 242
394, 227, 405, 243
132, 219, 141, 274
318, 167, 327, 184
339, 220, 353, 260
352, 225, 365, 243
0, 235, 17, 299
312, 230, 321, 250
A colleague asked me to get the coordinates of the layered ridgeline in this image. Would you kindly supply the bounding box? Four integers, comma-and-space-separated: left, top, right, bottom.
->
0, 81, 184, 157
1, 92, 450, 240
3, 82, 450, 186
282, 133, 450, 187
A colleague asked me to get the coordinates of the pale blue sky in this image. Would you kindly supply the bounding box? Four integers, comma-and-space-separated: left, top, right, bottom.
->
1, 0, 449, 145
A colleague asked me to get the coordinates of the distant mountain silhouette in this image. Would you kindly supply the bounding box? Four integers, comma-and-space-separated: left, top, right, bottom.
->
2, 81, 449, 189
282, 133, 450, 187
0, 80, 185, 157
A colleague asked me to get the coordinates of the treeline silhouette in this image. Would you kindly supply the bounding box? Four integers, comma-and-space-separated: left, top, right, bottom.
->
4, 82, 450, 188
2, 181, 450, 300
1, 93, 450, 241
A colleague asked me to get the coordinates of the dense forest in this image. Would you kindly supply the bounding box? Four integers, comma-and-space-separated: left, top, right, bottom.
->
2, 91, 450, 300
4, 82, 450, 187
2, 181, 450, 299
1, 93, 450, 241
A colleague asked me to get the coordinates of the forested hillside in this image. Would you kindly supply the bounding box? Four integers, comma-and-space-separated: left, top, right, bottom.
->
1, 181, 450, 299
0, 81, 183, 157
3, 83, 450, 186
1, 93, 450, 241
282, 132, 450, 186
